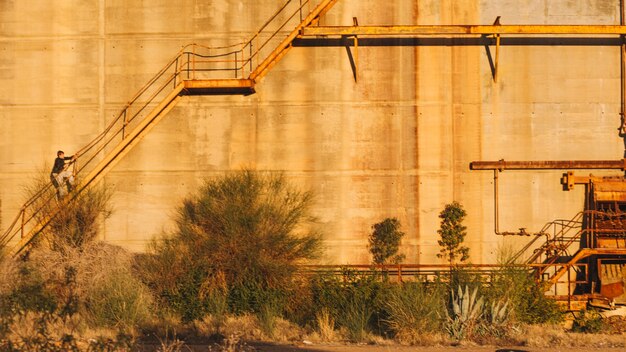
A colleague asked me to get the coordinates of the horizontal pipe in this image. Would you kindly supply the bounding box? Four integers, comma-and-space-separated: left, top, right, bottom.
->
301, 25, 626, 37
470, 159, 626, 170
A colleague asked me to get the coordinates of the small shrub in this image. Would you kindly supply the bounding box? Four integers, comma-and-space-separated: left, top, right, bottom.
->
45, 186, 112, 251
368, 218, 405, 265
437, 202, 469, 265
572, 308, 606, 333
23, 172, 112, 253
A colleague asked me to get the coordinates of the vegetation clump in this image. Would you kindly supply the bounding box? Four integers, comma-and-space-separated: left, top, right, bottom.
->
0, 178, 147, 350
0, 171, 601, 351
140, 170, 322, 326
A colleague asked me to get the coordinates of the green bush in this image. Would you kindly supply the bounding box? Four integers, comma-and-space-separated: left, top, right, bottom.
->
310, 269, 389, 342
140, 170, 322, 322
488, 267, 563, 324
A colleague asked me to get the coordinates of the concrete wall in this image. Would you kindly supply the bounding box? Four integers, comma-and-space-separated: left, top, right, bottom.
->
1, 0, 624, 264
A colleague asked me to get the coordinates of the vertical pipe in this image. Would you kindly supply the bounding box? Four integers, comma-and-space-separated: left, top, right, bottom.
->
494, 169, 500, 234
567, 265, 572, 310
619, 0, 626, 143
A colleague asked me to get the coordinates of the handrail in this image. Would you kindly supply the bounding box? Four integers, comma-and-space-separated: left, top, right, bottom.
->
525, 212, 585, 264
1, 0, 336, 253
519, 209, 626, 267
505, 211, 584, 265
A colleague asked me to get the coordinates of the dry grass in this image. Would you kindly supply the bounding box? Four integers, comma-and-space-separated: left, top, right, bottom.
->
220, 314, 305, 342
4, 312, 78, 347
0, 255, 18, 295
155, 333, 187, 352
315, 308, 336, 342
520, 324, 626, 348
28, 241, 133, 297
25, 242, 153, 333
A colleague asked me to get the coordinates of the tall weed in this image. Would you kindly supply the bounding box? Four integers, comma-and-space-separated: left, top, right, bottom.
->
310, 269, 387, 342
85, 268, 153, 331
384, 281, 446, 343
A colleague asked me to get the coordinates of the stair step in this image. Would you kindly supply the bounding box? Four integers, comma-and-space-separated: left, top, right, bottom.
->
182, 79, 255, 95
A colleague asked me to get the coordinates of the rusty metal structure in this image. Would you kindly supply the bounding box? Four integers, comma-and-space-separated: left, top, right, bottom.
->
470, 160, 626, 309
2, 0, 626, 310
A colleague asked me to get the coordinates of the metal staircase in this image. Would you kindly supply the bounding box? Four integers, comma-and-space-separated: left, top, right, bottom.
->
1, 0, 340, 255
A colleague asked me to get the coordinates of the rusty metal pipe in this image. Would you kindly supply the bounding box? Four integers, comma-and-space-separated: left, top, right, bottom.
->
470, 159, 626, 170
494, 169, 499, 234
301, 25, 626, 37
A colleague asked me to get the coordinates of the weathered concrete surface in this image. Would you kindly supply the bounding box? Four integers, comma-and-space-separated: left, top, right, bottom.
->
1, 0, 624, 264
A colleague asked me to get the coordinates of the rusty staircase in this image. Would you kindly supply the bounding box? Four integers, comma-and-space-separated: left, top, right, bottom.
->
0, 0, 340, 255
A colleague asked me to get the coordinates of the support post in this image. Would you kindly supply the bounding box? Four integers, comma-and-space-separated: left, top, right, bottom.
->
494, 34, 501, 82
353, 35, 359, 82
344, 17, 359, 83
493, 16, 501, 82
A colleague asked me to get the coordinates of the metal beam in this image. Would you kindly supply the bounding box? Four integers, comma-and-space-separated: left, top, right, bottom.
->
301, 25, 626, 37
470, 159, 626, 170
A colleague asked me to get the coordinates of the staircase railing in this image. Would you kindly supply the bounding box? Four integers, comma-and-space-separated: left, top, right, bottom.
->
526, 212, 584, 265
1, 46, 189, 252
505, 212, 583, 265
1, 0, 337, 253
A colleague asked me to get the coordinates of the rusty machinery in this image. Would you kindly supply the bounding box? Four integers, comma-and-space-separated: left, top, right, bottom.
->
470, 159, 626, 309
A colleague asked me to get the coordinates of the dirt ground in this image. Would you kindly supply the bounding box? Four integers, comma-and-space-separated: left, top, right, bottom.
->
137, 316, 626, 352
138, 342, 626, 352
201, 343, 625, 352
247, 342, 626, 352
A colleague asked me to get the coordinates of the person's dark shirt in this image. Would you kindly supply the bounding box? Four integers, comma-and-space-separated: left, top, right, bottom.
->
51, 156, 72, 174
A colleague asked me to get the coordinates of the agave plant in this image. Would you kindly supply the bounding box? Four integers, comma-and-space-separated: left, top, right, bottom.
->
488, 300, 510, 326
446, 285, 484, 340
